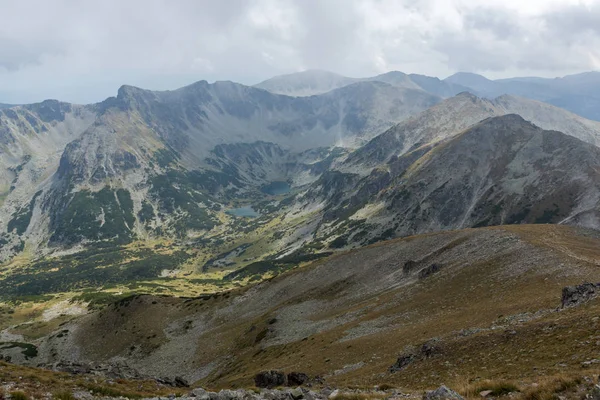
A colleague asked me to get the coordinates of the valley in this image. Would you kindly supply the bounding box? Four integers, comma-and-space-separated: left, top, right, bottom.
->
1, 69, 600, 399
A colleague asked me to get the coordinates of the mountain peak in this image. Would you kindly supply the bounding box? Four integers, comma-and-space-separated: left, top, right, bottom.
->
116, 84, 148, 100
454, 91, 480, 100
254, 70, 355, 96
446, 71, 491, 81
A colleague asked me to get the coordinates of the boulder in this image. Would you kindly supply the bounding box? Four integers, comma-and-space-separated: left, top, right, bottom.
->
190, 388, 211, 400
421, 339, 442, 358
423, 386, 464, 400
403, 260, 418, 274
288, 388, 304, 400
175, 376, 190, 388
418, 264, 442, 279
255, 370, 287, 388
389, 354, 415, 372
216, 389, 243, 400
561, 283, 600, 307
287, 372, 309, 386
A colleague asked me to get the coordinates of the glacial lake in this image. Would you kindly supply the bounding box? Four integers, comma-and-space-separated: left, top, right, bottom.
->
261, 181, 291, 196
226, 206, 260, 218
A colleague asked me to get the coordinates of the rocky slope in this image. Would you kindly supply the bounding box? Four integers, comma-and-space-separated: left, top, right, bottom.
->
343, 92, 600, 171
297, 114, 600, 248
15, 224, 600, 390
0, 79, 440, 258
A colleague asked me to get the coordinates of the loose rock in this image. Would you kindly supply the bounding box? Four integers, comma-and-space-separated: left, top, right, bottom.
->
423, 386, 464, 400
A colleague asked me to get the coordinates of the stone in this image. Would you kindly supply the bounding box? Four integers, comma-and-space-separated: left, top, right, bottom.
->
217, 389, 242, 400
328, 389, 339, 399
175, 376, 190, 387
561, 283, 600, 307
389, 354, 415, 372
479, 390, 493, 397
255, 370, 287, 388
423, 386, 464, 400
287, 372, 309, 386
289, 388, 304, 400
421, 339, 442, 358
191, 388, 211, 400
418, 264, 442, 279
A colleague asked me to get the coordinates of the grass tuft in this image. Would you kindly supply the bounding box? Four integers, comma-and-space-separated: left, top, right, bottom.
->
52, 391, 75, 400
10, 391, 29, 400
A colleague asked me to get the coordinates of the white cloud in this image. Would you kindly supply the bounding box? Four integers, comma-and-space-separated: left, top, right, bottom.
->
0, 0, 598, 103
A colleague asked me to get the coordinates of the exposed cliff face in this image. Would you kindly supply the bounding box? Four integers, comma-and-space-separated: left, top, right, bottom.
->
0, 101, 97, 258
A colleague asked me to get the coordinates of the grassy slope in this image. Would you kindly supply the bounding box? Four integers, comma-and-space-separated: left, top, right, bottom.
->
31, 224, 598, 391
0, 361, 188, 399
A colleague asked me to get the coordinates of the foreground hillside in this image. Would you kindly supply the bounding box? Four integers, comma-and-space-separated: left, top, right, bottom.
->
1, 224, 594, 392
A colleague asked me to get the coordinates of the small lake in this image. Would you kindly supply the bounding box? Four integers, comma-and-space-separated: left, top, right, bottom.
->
227, 206, 260, 218
261, 181, 291, 196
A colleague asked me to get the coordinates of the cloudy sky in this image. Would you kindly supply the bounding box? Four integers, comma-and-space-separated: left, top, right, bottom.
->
1, 0, 599, 104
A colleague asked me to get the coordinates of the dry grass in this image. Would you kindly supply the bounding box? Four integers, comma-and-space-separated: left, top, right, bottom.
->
9, 391, 29, 400
0, 361, 186, 399
4, 225, 600, 395
455, 373, 598, 400
458, 379, 520, 398
52, 391, 75, 400
520, 374, 588, 400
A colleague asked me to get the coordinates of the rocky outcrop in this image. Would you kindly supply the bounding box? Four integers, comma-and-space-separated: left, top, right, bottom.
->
287, 372, 309, 387
561, 283, 600, 307
390, 339, 443, 373
254, 371, 287, 388
423, 386, 464, 400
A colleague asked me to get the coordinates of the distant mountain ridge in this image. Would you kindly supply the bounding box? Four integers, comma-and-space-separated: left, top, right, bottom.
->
445, 71, 600, 120
255, 69, 470, 99
257, 69, 600, 122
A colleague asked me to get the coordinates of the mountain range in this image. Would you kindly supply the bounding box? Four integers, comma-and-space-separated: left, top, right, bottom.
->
258, 69, 600, 121
3, 69, 600, 395
2, 69, 600, 267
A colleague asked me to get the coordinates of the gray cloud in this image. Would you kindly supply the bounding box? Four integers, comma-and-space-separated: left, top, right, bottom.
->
0, 0, 599, 104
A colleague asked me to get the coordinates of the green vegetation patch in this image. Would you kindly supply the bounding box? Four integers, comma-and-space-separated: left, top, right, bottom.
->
148, 170, 219, 234
0, 342, 38, 359
50, 187, 135, 245
224, 251, 332, 281
71, 291, 134, 311
0, 246, 192, 298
